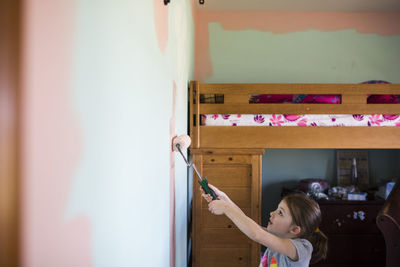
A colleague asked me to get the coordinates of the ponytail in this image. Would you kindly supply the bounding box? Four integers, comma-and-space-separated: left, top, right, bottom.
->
309, 228, 328, 264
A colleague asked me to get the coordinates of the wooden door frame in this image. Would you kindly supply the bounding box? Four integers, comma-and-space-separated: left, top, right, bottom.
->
0, 0, 21, 266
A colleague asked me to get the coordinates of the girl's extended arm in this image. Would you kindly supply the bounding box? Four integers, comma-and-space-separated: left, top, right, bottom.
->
209, 200, 299, 261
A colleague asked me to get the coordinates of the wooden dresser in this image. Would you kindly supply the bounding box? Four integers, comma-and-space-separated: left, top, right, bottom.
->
311, 200, 386, 267
191, 149, 264, 267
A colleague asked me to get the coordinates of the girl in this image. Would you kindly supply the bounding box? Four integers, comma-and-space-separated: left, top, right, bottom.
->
201, 184, 328, 267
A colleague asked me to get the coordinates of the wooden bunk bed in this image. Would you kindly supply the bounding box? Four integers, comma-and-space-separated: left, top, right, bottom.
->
189, 81, 400, 267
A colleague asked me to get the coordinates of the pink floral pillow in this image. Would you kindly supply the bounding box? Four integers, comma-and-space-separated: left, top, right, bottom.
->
250, 94, 341, 104
250, 94, 293, 103
294, 94, 341, 104
250, 80, 398, 104
367, 94, 400, 103
362, 80, 400, 104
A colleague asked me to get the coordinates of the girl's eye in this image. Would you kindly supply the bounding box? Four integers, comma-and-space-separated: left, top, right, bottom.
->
278, 210, 283, 216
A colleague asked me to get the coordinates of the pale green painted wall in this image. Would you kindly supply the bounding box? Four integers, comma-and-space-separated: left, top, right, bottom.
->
205, 22, 400, 227
207, 23, 400, 83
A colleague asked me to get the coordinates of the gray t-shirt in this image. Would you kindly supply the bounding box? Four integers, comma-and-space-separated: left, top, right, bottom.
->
259, 238, 313, 267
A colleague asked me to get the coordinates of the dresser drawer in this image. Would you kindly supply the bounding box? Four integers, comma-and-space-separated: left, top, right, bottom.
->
202, 208, 251, 228
203, 154, 252, 164
200, 248, 250, 267
203, 165, 251, 187
319, 203, 382, 234
321, 234, 385, 265
200, 187, 252, 208
201, 228, 250, 247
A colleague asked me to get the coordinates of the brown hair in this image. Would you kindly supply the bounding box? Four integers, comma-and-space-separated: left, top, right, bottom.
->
282, 193, 328, 264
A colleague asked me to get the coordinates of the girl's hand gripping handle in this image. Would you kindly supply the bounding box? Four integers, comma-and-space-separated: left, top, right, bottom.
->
198, 177, 218, 200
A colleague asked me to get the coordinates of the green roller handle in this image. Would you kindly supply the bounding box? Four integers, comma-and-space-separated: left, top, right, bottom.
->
198, 177, 218, 200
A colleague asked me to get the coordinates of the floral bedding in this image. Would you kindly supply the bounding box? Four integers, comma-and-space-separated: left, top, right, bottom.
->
248, 81, 400, 104
249, 93, 400, 104
250, 94, 341, 104
202, 114, 400, 127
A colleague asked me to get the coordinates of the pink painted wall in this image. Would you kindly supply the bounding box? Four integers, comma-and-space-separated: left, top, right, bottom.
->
195, 11, 400, 81
21, 0, 91, 266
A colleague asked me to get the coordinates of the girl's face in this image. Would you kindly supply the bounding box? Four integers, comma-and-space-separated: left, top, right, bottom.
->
267, 200, 299, 238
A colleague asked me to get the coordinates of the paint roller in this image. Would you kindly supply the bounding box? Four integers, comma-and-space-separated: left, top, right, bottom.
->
172, 135, 217, 200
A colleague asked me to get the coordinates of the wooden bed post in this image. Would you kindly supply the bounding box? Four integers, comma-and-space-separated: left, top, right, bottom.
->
0, 0, 21, 266
190, 80, 200, 148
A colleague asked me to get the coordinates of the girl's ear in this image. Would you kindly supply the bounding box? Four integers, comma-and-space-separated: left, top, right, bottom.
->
290, 225, 301, 236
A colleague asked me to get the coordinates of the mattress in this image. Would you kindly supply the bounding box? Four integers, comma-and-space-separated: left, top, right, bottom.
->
202, 114, 400, 127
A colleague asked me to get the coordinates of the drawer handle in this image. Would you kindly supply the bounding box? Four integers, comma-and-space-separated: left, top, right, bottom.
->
238, 257, 243, 261
227, 224, 232, 228
210, 158, 215, 162
228, 157, 233, 161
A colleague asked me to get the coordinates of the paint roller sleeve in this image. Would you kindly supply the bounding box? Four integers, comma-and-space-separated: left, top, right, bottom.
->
172, 135, 191, 151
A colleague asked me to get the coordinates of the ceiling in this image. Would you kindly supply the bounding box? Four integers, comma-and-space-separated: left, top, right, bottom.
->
194, 0, 400, 12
